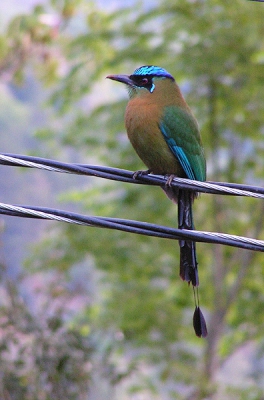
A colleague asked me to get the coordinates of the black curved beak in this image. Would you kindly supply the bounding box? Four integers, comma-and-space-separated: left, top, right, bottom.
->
106, 74, 134, 87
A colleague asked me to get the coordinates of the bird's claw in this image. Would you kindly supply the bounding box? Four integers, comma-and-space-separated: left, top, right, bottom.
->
165, 174, 176, 187
133, 169, 151, 179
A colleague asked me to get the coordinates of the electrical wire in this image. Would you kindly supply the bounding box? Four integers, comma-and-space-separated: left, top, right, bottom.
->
0, 152, 264, 254
0, 202, 264, 252
1, 153, 264, 198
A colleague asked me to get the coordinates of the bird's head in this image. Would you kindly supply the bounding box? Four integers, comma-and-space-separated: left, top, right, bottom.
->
107, 65, 175, 99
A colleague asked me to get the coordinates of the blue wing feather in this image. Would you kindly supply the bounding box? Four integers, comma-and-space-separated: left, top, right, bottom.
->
159, 125, 196, 180
159, 106, 206, 181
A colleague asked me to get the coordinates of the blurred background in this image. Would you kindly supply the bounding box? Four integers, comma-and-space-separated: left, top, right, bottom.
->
1, 0, 264, 399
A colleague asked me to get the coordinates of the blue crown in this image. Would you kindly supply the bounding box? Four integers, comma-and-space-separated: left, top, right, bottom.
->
132, 65, 174, 80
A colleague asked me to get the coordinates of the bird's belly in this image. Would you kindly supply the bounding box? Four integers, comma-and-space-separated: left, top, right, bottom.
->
125, 103, 183, 175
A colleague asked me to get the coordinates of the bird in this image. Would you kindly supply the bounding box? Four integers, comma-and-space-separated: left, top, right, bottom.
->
107, 65, 207, 337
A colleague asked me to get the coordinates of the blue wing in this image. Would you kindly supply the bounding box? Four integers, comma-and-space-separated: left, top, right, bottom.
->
159, 106, 206, 181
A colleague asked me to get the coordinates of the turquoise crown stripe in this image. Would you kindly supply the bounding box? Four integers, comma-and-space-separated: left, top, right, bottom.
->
132, 66, 174, 80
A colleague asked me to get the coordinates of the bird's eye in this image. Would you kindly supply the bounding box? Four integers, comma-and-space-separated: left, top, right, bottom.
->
140, 78, 149, 85
130, 75, 154, 92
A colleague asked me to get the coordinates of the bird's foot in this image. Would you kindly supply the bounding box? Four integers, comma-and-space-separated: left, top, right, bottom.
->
133, 169, 151, 180
165, 174, 176, 187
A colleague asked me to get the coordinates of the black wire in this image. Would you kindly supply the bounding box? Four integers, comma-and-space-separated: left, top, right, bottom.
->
1, 152, 264, 254
1, 153, 264, 198
0, 203, 263, 252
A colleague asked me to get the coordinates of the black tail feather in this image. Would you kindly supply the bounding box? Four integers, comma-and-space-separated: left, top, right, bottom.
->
163, 183, 207, 337
178, 189, 198, 287
180, 242, 198, 285
193, 306, 208, 338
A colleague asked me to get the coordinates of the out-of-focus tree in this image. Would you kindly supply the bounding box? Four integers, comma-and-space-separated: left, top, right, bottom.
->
1, 0, 264, 398
0, 261, 93, 400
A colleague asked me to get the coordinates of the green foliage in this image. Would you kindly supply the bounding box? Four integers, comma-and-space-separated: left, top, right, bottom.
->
0, 267, 93, 400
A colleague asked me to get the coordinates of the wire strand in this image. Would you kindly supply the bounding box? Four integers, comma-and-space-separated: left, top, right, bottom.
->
0, 202, 264, 252
1, 152, 264, 254
1, 153, 264, 198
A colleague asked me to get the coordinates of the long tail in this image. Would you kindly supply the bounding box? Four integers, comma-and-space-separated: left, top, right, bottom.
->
178, 189, 207, 337
177, 189, 198, 287
162, 185, 207, 337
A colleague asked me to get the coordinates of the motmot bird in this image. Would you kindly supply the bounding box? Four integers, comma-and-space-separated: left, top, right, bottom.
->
107, 66, 207, 336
